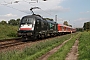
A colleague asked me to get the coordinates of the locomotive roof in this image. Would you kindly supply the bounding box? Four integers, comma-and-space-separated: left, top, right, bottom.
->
46, 19, 57, 24
22, 14, 57, 24
22, 14, 42, 18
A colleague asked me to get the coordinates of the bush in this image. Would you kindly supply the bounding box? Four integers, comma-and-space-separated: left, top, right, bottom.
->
0, 24, 18, 39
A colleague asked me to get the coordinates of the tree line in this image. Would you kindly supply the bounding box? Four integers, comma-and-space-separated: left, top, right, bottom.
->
63, 21, 72, 27
0, 18, 90, 31
0, 18, 20, 25
0, 19, 72, 27
75, 21, 90, 32
83, 21, 90, 31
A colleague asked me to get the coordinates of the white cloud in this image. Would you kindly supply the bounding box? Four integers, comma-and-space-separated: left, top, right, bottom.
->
86, 11, 90, 13
0, 0, 69, 16
0, 13, 17, 17
4, 13, 17, 17
0, 13, 18, 21
0, 0, 69, 22
34, 0, 68, 12
73, 17, 90, 28
77, 18, 89, 21
6, 0, 68, 13
80, 11, 90, 14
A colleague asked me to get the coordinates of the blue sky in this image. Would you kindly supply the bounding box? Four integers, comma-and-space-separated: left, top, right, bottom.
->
0, 0, 90, 28
58, 0, 90, 28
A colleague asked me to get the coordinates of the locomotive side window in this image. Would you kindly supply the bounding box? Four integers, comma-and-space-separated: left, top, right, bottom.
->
44, 21, 47, 30
54, 24, 57, 30
36, 20, 39, 29
37, 20, 39, 24
50, 23, 54, 30
37, 19, 42, 27
50, 23, 52, 29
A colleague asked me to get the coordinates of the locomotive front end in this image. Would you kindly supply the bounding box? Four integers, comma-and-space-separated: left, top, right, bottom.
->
17, 16, 35, 38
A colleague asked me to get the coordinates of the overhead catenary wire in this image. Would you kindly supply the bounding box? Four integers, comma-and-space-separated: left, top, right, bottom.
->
0, 2, 30, 14
22, 0, 55, 16
0, 0, 64, 22
1, 0, 57, 17
22, 0, 64, 22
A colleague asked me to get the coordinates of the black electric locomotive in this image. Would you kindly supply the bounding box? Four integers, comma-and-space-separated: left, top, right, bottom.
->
17, 14, 58, 40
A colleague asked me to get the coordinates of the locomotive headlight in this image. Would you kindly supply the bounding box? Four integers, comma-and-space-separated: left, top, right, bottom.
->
21, 25, 24, 27
18, 33, 22, 35
27, 33, 32, 35
19, 28, 20, 30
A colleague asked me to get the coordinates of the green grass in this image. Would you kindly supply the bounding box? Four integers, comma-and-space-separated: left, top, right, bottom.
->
78, 31, 90, 60
0, 24, 18, 39
0, 34, 72, 60
48, 32, 81, 60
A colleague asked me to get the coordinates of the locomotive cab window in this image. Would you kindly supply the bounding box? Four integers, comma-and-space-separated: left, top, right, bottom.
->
21, 17, 35, 24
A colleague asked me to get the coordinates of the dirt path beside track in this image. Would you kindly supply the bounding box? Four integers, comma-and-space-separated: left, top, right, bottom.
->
65, 39, 79, 60
37, 36, 72, 60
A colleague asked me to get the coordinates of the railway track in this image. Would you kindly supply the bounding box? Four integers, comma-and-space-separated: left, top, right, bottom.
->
0, 38, 24, 50
0, 37, 45, 51
0, 35, 66, 52
0, 41, 25, 49
0, 38, 21, 42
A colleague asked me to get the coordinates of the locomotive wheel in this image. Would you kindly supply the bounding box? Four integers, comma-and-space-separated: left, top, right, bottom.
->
21, 37, 28, 42
41, 35, 45, 38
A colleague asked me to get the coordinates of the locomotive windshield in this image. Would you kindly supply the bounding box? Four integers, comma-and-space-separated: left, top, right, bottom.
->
21, 17, 35, 24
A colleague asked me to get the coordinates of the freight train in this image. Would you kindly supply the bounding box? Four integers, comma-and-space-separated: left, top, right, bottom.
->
17, 14, 76, 40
